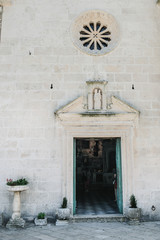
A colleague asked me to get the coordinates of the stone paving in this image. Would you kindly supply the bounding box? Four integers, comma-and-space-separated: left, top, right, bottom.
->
0, 221, 160, 240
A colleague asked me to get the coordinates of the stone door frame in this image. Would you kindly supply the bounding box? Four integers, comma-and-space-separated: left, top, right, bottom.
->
55, 95, 139, 216
61, 124, 134, 215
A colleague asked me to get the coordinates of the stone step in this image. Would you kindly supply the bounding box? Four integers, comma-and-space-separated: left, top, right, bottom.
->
69, 214, 127, 223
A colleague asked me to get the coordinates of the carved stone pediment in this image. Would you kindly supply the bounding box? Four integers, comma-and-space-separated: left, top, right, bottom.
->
55, 95, 139, 126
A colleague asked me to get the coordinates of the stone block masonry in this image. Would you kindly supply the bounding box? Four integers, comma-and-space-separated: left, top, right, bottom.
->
0, 0, 159, 220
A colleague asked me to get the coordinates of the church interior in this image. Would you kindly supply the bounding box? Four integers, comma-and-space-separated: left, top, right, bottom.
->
76, 138, 119, 215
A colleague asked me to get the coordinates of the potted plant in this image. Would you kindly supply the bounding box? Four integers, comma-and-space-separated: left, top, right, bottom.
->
7, 178, 29, 192
34, 212, 47, 226
57, 197, 70, 220
6, 178, 29, 228
127, 194, 141, 222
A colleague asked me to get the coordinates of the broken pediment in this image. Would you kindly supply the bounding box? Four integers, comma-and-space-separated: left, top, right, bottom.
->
55, 95, 139, 125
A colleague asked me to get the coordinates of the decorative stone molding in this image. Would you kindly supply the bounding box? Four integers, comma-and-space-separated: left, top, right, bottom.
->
55, 95, 139, 126
71, 10, 120, 56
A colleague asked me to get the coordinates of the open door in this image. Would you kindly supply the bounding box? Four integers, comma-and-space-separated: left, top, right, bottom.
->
116, 138, 123, 213
73, 138, 76, 215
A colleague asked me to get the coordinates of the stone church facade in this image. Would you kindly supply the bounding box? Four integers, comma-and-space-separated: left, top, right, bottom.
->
0, 0, 160, 221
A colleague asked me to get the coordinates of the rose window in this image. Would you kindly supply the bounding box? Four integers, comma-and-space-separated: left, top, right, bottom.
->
71, 10, 120, 56
80, 22, 111, 51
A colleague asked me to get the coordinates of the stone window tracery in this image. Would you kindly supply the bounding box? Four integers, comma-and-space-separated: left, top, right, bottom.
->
71, 10, 119, 56
80, 22, 111, 51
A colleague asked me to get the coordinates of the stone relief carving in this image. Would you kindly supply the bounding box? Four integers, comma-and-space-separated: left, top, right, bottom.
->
86, 80, 108, 111
106, 97, 113, 110
93, 88, 102, 110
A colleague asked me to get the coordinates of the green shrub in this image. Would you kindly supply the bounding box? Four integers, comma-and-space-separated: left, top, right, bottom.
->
130, 194, 137, 208
61, 197, 67, 208
37, 212, 45, 219
6, 178, 28, 186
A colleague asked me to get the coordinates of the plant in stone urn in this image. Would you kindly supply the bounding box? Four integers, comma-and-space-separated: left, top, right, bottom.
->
130, 194, 137, 208
7, 178, 28, 186
6, 178, 29, 228
34, 212, 47, 226
61, 197, 67, 208
57, 197, 70, 220
127, 194, 141, 222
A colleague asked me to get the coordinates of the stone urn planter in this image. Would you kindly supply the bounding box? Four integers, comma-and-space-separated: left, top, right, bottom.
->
127, 194, 141, 223
34, 217, 47, 226
6, 182, 29, 228
128, 207, 141, 221
57, 197, 70, 220
57, 208, 70, 220
34, 212, 47, 226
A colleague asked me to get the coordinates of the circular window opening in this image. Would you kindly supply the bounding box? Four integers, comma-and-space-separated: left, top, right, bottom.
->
71, 11, 120, 56
80, 22, 111, 51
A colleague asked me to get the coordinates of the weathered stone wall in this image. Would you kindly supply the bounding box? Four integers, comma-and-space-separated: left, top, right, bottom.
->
0, 0, 160, 219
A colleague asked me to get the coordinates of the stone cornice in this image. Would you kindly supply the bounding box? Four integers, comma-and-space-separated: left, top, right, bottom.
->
55, 95, 139, 127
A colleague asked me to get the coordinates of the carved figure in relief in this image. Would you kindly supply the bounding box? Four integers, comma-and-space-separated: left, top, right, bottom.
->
93, 88, 102, 110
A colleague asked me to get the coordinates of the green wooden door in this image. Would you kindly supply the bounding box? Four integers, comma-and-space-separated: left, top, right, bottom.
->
73, 138, 76, 215
116, 138, 123, 213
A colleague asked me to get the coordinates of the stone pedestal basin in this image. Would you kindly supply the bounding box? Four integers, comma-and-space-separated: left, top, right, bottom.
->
6, 185, 29, 228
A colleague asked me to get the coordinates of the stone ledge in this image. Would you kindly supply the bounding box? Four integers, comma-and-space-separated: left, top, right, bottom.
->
56, 220, 69, 226
69, 214, 127, 223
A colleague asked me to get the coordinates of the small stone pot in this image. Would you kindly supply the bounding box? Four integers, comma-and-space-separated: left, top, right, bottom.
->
127, 208, 141, 221
34, 217, 47, 226
57, 208, 70, 220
